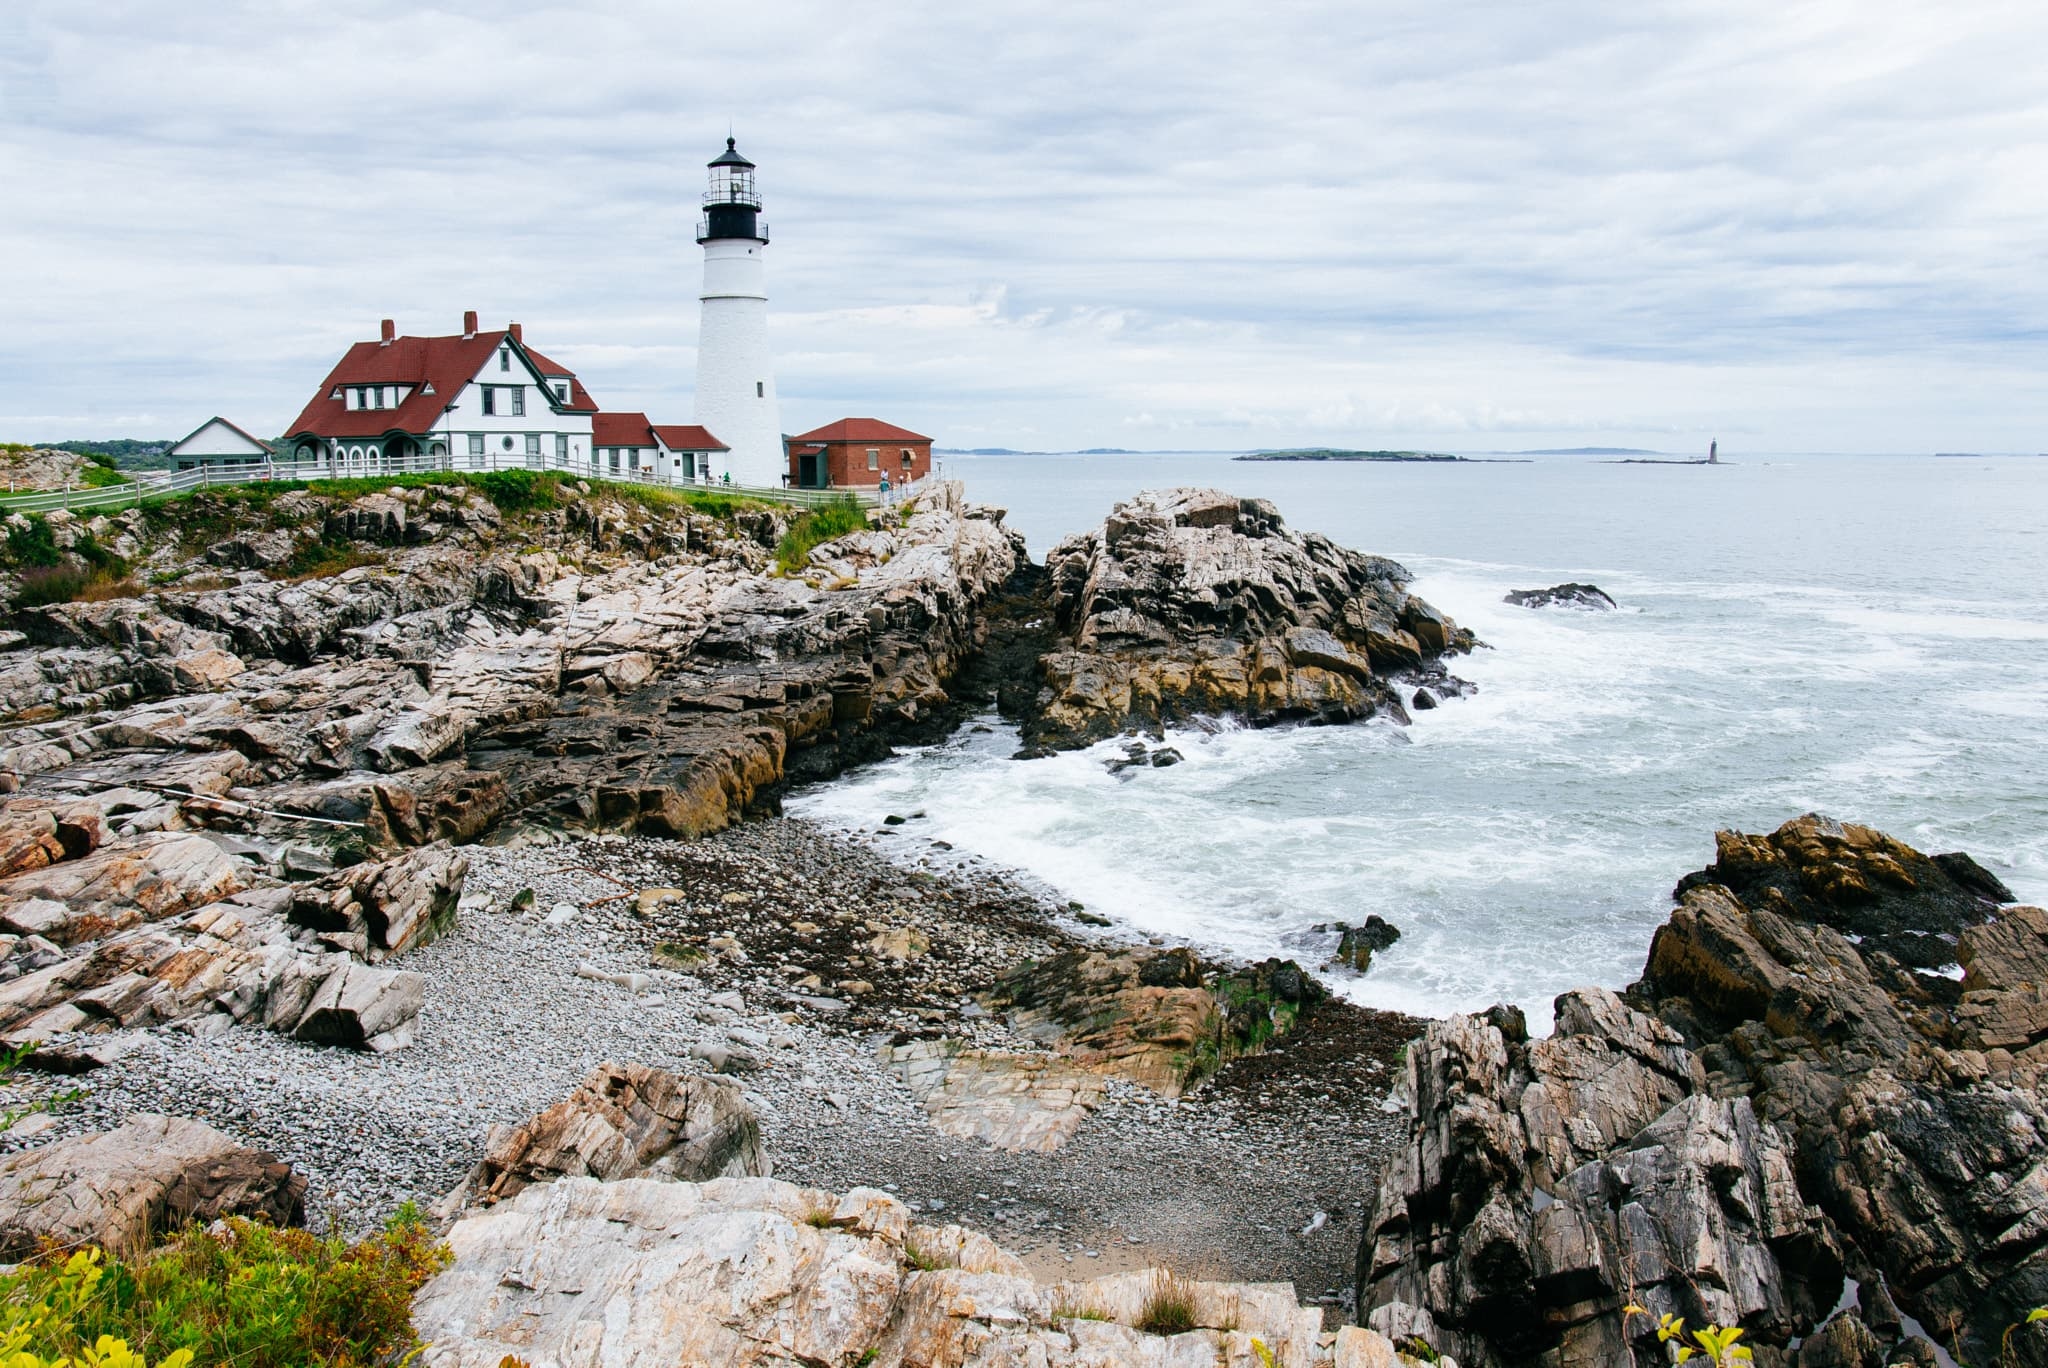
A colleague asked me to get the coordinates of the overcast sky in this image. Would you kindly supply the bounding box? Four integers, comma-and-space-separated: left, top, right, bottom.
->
4, 1, 2044, 452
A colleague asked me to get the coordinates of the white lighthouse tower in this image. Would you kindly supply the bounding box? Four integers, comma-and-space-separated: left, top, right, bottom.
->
693, 137, 782, 487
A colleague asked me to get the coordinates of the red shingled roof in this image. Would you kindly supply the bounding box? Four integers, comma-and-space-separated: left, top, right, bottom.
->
591, 412, 656, 448
651, 424, 728, 451
285, 328, 596, 439
787, 417, 932, 444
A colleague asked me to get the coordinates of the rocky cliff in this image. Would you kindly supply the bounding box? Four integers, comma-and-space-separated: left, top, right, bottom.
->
0, 477, 1023, 1061
1355, 815, 2048, 1368
1022, 488, 1474, 749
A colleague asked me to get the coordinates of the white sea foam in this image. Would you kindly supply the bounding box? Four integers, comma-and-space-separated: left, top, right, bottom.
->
795, 453, 2048, 1028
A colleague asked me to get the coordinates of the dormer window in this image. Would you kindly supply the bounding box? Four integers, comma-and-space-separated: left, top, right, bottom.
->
372, 387, 385, 410
554, 383, 568, 401
422, 382, 436, 396
354, 387, 368, 410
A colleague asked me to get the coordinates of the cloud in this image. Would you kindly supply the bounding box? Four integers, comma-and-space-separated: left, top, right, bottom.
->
2, 0, 2044, 450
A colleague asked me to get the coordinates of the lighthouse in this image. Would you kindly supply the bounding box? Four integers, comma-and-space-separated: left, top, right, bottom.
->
694, 136, 782, 486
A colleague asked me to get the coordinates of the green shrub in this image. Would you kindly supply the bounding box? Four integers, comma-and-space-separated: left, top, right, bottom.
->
0, 1041, 82, 1132
465, 469, 561, 514
278, 536, 380, 581
79, 465, 130, 488
12, 565, 140, 607
774, 497, 868, 574
6, 515, 62, 568
0, 1209, 449, 1368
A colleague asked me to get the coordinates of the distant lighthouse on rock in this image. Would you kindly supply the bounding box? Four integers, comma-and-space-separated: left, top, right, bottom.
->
694, 136, 781, 486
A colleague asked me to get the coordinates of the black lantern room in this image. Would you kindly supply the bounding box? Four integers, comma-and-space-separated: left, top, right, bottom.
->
698, 137, 766, 243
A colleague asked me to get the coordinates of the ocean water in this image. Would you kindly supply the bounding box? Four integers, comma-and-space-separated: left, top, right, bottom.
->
788, 452, 2048, 1029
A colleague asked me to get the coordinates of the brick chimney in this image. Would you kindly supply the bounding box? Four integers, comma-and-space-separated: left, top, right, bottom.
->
462, 310, 478, 339
508, 321, 523, 344
379, 318, 395, 346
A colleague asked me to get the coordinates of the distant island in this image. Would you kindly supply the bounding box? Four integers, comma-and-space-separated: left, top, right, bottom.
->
1235, 448, 1464, 463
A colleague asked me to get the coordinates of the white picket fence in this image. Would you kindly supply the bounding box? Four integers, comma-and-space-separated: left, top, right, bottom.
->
0, 451, 925, 516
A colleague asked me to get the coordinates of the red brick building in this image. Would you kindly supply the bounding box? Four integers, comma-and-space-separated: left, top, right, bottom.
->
785, 418, 932, 490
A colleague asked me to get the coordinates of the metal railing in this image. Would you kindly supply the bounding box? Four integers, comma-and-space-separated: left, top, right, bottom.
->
0, 451, 928, 516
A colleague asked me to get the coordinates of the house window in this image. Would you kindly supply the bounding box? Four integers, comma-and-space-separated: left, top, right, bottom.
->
502, 436, 515, 451
372, 388, 385, 410
609, 449, 619, 472
628, 450, 640, 470
510, 387, 525, 417
525, 434, 541, 456
481, 387, 497, 416
467, 433, 485, 456
901, 448, 913, 466
353, 387, 367, 410
555, 434, 568, 461
499, 348, 510, 372
756, 381, 764, 398
866, 448, 880, 470
555, 383, 568, 400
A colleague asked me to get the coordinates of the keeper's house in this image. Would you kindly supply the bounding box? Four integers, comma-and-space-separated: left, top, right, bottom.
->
166, 416, 274, 471
280, 312, 728, 482
785, 418, 933, 490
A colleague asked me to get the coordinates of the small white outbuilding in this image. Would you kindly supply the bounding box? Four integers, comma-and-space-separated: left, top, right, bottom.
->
166, 416, 273, 470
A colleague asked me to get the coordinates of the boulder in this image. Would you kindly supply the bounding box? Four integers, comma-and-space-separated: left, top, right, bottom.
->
444, 1062, 768, 1212
288, 842, 467, 959
410, 1175, 1330, 1368
290, 960, 424, 1051
1026, 488, 1472, 747
987, 946, 1321, 1095
883, 1039, 1107, 1153
0, 1114, 305, 1258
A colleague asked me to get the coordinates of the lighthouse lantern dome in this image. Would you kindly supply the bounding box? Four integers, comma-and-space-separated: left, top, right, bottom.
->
698, 138, 765, 243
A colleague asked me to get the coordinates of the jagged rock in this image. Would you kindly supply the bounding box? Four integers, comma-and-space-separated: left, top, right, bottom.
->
169, 647, 247, 689
1027, 488, 1473, 747
1357, 988, 1831, 1367
1671, 812, 2008, 968
1334, 916, 1401, 971
0, 446, 98, 493
290, 959, 424, 1051
1359, 818, 2048, 1368
0, 796, 100, 876
410, 1175, 1331, 1367
288, 842, 467, 960
1799, 1312, 1885, 1368
0, 831, 246, 944
0, 882, 428, 1053
442, 1063, 767, 1213
0, 1114, 305, 1258
1503, 583, 1616, 610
